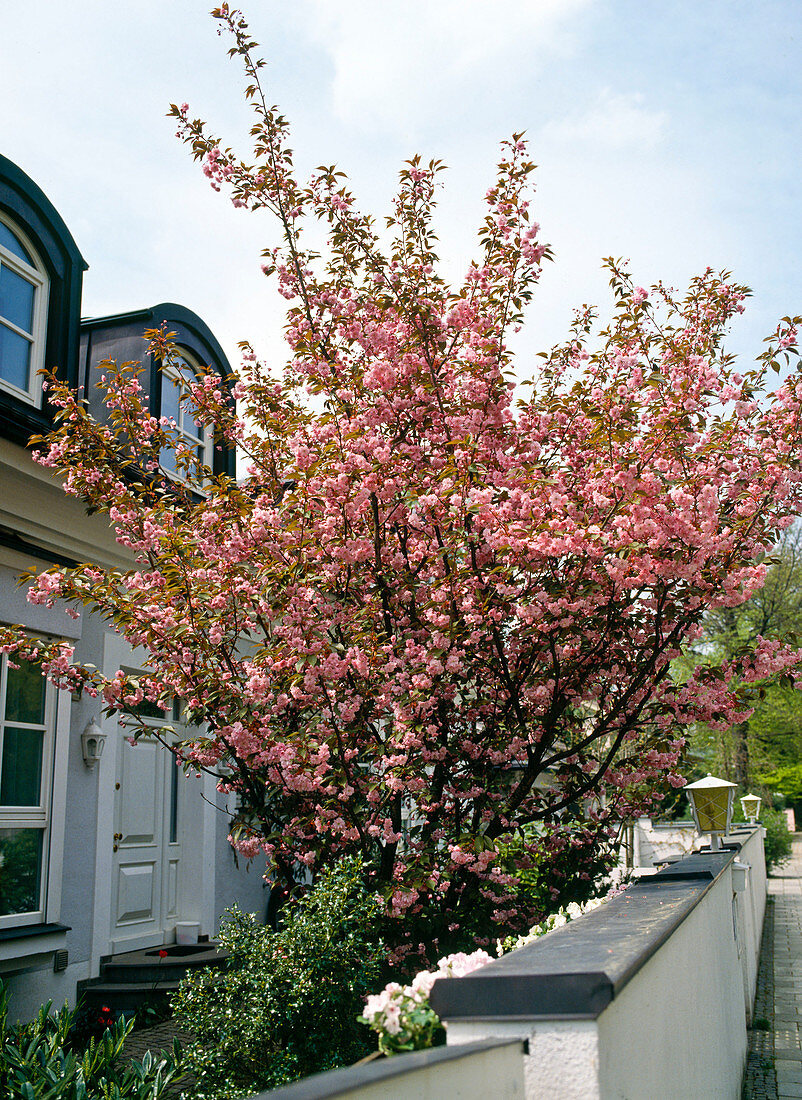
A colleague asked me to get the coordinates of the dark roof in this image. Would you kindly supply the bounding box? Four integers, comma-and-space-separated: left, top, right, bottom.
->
80, 302, 232, 376
0, 154, 87, 274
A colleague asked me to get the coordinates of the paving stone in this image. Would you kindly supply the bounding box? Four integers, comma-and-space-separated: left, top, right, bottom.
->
778, 1069, 802, 1085
744, 834, 802, 1098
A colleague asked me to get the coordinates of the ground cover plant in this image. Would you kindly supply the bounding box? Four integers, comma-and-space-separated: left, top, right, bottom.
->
3, 6, 802, 963
0, 982, 183, 1099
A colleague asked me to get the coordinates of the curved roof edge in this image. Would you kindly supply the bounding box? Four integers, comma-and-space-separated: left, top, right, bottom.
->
0, 154, 88, 272
81, 302, 233, 374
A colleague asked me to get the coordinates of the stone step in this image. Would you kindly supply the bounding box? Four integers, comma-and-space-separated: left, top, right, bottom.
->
99, 942, 227, 985
77, 941, 228, 1017
78, 980, 181, 1016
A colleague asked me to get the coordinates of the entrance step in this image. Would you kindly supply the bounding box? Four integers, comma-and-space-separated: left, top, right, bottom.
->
78, 941, 228, 1016
78, 980, 182, 1016
99, 942, 227, 984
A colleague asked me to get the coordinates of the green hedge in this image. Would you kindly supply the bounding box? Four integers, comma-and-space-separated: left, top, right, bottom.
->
173, 856, 385, 1098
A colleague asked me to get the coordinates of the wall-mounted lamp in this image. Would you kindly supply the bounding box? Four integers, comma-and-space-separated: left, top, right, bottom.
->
732, 859, 750, 893
739, 793, 762, 825
81, 720, 106, 768
685, 774, 736, 851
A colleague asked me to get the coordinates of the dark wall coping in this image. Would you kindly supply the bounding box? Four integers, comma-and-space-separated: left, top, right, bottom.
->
430, 838, 749, 1023
251, 1038, 525, 1100
0, 922, 70, 942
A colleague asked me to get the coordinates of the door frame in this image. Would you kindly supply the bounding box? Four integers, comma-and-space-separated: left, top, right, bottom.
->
90, 632, 214, 970
108, 719, 182, 953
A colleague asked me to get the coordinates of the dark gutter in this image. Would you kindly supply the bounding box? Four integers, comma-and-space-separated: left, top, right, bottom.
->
0, 527, 80, 569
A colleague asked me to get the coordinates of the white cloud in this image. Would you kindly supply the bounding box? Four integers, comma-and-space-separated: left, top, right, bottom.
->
540, 89, 667, 150
0, 1, 796, 386
306, 0, 594, 135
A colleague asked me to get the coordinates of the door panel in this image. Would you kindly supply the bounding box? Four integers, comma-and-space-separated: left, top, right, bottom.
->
111, 730, 183, 949
165, 857, 179, 920
119, 743, 159, 844
116, 862, 156, 924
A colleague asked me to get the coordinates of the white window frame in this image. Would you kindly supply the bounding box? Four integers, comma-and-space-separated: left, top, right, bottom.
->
0, 211, 50, 408
0, 649, 68, 929
160, 348, 212, 483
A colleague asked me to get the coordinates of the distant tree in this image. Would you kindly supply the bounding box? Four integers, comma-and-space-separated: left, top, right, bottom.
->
3, 7, 802, 961
688, 525, 802, 788
758, 762, 802, 805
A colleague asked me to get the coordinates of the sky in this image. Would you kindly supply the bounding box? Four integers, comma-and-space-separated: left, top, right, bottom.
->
1, 0, 800, 383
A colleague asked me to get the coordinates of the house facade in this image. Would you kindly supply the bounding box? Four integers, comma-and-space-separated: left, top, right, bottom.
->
0, 154, 265, 1020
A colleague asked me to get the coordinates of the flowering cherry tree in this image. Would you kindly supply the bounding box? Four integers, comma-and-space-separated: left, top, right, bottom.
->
4, 7, 802, 958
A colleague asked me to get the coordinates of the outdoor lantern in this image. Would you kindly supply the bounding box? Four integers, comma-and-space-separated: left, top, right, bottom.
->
732, 858, 750, 893
685, 774, 736, 850
740, 793, 762, 825
81, 720, 106, 768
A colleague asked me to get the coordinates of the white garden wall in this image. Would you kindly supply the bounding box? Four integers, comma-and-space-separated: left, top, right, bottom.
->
266, 827, 766, 1100
438, 827, 766, 1100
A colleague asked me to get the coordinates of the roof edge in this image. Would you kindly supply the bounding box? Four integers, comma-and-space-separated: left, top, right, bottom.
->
0, 154, 88, 271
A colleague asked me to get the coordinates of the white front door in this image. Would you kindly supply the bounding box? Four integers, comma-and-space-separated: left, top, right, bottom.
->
110, 729, 182, 951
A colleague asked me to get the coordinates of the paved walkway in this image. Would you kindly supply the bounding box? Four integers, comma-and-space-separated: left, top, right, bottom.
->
745, 834, 802, 1099
123, 1018, 193, 1065
123, 1018, 196, 1097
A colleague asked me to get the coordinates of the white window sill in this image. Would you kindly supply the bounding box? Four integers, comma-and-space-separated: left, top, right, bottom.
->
0, 922, 69, 968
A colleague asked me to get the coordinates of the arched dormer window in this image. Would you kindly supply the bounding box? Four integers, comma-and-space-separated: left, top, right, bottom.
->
159, 347, 212, 479
0, 213, 49, 407
80, 303, 236, 480
0, 155, 86, 446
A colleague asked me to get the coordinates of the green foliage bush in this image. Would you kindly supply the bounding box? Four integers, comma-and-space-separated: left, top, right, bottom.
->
760, 806, 793, 873
0, 982, 183, 1098
173, 857, 385, 1098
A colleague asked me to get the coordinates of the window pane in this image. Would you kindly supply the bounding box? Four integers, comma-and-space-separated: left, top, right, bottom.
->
0, 265, 35, 333
160, 446, 178, 475
0, 223, 33, 265
0, 828, 43, 916
5, 661, 46, 724
1, 728, 44, 806
176, 355, 196, 385
0, 323, 31, 391
161, 373, 182, 422
183, 405, 202, 438
130, 697, 168, 720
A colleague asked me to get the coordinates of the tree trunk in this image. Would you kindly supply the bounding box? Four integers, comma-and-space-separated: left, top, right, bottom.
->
733, 721, 750, 789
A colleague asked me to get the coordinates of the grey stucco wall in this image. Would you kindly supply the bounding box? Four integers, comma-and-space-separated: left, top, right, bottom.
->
59, 612, 108, 969
214, 789, 268, 930
0, 565, 83, 640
